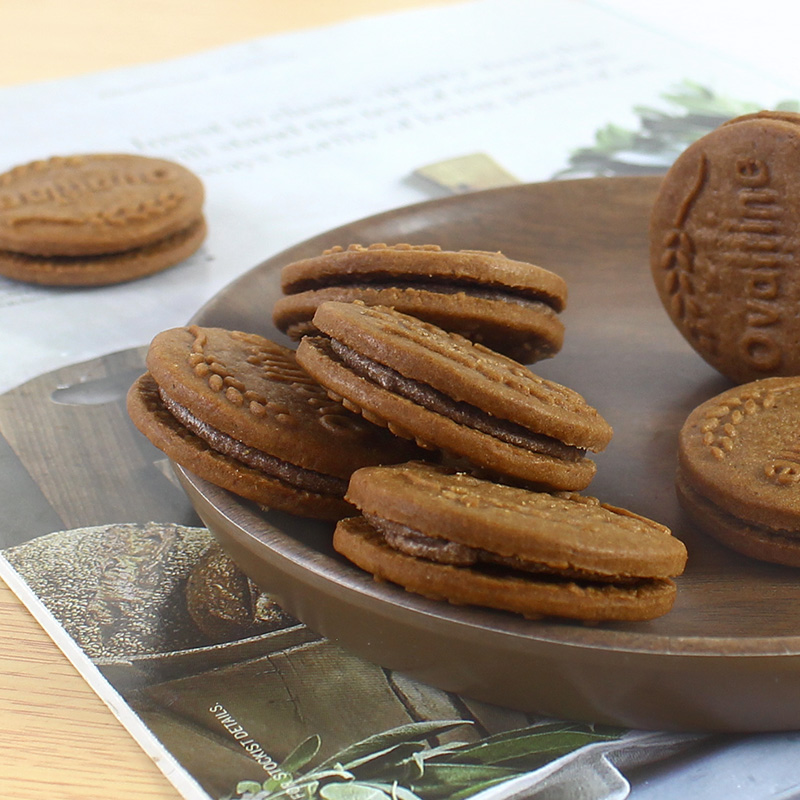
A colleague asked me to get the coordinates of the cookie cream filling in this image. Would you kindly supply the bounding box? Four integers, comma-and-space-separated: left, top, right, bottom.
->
289, 277, 561, 312
329, 338, 583, 462
678, 472, 800, 543
364, 513, 634, 583
158, 388, 347, 496
303, 280, 558, 313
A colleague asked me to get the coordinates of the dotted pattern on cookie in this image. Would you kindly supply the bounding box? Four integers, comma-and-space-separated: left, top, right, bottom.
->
87, 191, 185, 227
138, 373, 234, 463
397, 466, 665, 537
322, 243, 443, 255
321, 242, 505, 259
327, 388, 429, 447
128, 373, 355, 519
351, 304, 585, 412
699, 386, 777, 461
185, 326, 367, 435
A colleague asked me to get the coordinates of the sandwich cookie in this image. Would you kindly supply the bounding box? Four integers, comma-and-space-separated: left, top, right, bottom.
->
295, 301, 612, 491
650, 110, 800, 383
0, 153, 206, 285
677, 376, 800, 566
336, 461, 687, 621
127, 325, 421, 519
273, 243, 567, 363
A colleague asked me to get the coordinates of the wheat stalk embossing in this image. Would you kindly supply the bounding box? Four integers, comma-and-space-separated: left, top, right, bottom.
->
699, 389, 774, 460
658, 155, 718, 353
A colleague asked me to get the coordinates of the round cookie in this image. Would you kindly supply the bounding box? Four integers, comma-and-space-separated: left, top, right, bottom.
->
274, 243, 567, 363
296, 301, 613, 491
677, 376, 800, 565
0, 153, 206, 285
650, 111, 800, 384
127, 325, 421, 519
335, 461, 686, 621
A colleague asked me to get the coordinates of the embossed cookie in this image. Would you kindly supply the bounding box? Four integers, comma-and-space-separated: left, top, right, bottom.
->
127, 325, 421, 519
650, 111, 800, 384
677, 376, 800, 565
295, 301, 612, 491
273, 243, 567, 363
336, 461, 686, 621
0, 153, 206, 285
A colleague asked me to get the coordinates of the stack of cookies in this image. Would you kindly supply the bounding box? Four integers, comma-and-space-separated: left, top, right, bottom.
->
127, 325, 422, 520
129, 242, 687, 622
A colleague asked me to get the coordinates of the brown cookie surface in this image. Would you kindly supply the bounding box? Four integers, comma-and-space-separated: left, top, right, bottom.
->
127, 325, 420, 519
0, 154, 204, 255
335, 462, 685, 621
650, 111, 800, 384
677, 375, 800, 565
274, 243, 567, 363
296, 301, 612, 490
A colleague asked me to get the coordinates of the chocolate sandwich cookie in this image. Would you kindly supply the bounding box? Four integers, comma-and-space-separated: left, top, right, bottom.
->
650, 110, 800, 384
295, 301, 612, 491
127, 325, 421, 519
273, 243, 567, 363
0, 153, 206, 285
336, 461, 687, 621
677, 376, 800, 566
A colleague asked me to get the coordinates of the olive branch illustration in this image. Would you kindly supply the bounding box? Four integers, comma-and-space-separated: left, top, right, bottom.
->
229, 719, 625, 800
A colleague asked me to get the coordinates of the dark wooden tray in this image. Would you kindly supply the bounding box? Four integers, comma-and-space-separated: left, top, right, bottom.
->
178, 176, 800, 733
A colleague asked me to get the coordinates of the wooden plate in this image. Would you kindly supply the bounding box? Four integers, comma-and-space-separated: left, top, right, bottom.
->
178, 176, 800, 733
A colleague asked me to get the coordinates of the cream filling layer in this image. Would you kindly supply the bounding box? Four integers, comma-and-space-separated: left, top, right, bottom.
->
159, 388, 347, 496
289, 278, 561, 313
364, 513, 639, 584
329, 338, 583, 462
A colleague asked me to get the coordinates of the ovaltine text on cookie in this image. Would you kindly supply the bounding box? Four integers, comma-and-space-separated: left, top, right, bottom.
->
0, 156, 178, 210
726, 156, 786, 373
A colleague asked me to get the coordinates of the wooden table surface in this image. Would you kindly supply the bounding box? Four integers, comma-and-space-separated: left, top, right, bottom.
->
0, 3, 455, 798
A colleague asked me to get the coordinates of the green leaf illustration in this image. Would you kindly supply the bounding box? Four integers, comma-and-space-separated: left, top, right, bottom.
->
320, 784, 390, 800
281, 734, 323, 773
317, 721, 472, 771
343, 742, 429, 776
237, 780, 264, 795
555, 79, 800, 178
232, 720, 628, 800
439, 722, 624, 768
320, 782, 426, 800
406, 762, 518, 796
